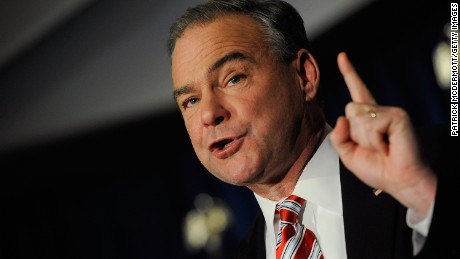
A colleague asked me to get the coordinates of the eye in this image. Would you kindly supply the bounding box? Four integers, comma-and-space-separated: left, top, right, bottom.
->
181, 97, 199, 109
227, 74, 246, 86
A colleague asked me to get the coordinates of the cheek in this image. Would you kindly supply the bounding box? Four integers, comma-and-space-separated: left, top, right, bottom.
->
251, 91, 301, 144
184, 119, 211, 165
187, 124, 207, 162
185, 119, 201, 144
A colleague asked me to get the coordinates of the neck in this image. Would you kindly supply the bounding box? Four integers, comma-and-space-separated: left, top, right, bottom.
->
249, 123, 326, 201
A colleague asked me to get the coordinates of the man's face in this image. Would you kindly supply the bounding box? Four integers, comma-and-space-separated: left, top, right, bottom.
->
171, 15, 307, 186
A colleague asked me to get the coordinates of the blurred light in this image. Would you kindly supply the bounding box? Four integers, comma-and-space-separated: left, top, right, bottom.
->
184, 211, 208, 249
432, 22, 452, 90
183, 193, 233, 254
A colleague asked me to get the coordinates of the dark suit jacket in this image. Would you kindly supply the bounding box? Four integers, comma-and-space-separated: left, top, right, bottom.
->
233, 124, 459, 258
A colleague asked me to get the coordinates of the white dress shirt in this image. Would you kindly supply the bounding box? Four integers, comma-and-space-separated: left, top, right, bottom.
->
254, 124, 434, 259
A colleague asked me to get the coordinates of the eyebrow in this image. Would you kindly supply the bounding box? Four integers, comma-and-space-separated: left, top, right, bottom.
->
209, 51, 253, 72
173, 51, 254, 102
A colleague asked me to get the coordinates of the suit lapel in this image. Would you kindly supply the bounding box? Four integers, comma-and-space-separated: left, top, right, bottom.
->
233, 210, 266, 259
340, 161, 408, 259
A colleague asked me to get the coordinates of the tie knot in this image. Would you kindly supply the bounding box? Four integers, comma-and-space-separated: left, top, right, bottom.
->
276, 194, 305, 223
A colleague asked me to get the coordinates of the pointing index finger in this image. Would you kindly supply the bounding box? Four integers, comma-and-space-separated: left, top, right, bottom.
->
337, 52, 377, 104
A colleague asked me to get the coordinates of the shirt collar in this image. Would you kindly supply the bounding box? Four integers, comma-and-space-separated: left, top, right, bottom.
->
293, 125, 342, 215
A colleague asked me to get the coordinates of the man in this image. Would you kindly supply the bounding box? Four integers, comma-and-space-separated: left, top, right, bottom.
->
167, 0, 458, 258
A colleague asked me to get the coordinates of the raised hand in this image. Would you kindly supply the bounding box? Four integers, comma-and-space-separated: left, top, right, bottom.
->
330, 52, 437, 219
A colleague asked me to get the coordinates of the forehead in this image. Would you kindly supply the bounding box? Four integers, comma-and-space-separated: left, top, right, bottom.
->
171, 15, 268, 85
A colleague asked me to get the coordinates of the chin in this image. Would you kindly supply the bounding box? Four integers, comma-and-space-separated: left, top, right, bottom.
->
220, 170, 261, 187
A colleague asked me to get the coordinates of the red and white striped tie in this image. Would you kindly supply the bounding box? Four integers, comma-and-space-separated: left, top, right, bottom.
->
275, 195, 324, 259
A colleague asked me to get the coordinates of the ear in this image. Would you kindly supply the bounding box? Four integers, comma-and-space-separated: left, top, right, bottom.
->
295, 49, 320, 101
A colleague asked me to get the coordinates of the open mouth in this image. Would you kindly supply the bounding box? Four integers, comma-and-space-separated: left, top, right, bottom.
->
210, 138, 234, 151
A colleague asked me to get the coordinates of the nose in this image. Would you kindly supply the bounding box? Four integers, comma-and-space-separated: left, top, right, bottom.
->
200, 92, 229, 127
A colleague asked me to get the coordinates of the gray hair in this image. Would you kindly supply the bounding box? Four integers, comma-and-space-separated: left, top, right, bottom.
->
167, 0, 311, 63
